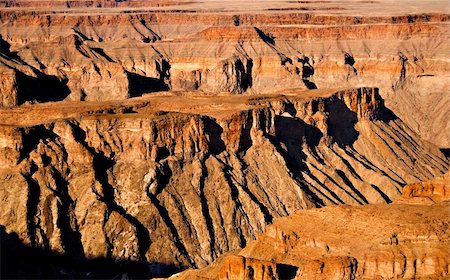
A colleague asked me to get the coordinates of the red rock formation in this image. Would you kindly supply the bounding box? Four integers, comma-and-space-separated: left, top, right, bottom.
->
0, 3, 448, 147
0, 1, 449, 278
174, 174, 450, 280
0, 88, 448, 278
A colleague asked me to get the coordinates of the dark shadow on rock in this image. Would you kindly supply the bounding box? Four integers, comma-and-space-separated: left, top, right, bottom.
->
298, 56, 317, 89
0, 34, 10, 52
203, 117, 226, 155
254, 27, 275, 45
302, 79, 317, 89
325, 98, 359, 147
268, 115, 327, 207
235, 58, 253, 92
299, 57, 314, 79
2, 36, 70, 104
276, 116, 311, 162
16, 72, 70, 104
155, 146, 171, 161
283, 102, 297, 117
70, 124, 152, 263
344, 53, 355, 66
276, 263, 299, 280
127, 72, 169, 97
344, 52, 357, 76
143, 161, 196, 268
0, 35, 21, 61
0, 35, 19, 59
376, 106, 399, 122
273, 114, 323, 163
370, 184, 392, 203
20, 126, 59, 161
0, 225, 180, 279
91, 47, 115, 62
440, 148, 450, 158
51, 168, 85, 259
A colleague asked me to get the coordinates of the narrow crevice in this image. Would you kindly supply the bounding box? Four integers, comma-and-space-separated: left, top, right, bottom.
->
51, 167, 85, 259
24, 172, 41, 248
90, 155, 152, 262
198, 161, 217, 260
222, 159, 273, 224
335, 169, 369, 204
370, 184, 392, 203
70, 123, 151, 262
344, 52, 358, 78
394, 52, 408, 90
265, 134, 326, 207
303, 165, 346, 204
145, 190, 197, 268
345, 148, 406, 187
301, 178, 334, 206
309, 162, 364, 205
102, 209, 113, 259
223, 173, 250, 248
330, 149, 363, 181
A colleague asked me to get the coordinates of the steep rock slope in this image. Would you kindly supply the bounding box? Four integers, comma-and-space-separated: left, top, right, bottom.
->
0, 2, 449, 148
0, 88, 448, 277
174, 173, 450, 280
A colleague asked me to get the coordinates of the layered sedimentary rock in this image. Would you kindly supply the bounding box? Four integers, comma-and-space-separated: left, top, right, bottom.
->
0, 1, 449, 279
0, 87, 448, 278
174, 173, 450, 280
0, 1, 449, 148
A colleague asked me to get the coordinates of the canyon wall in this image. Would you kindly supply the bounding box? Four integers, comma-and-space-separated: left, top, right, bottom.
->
0, 1, 449, 278
175, 173, 450, 280
0, 88, 448, 277
0, 5, 449, 148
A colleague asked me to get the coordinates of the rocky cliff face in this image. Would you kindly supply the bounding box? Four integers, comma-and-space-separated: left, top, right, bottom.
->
0, 87, 448, 277
0, 4, 449, 148
174, 173, 450, 280
0, 1, 449, 279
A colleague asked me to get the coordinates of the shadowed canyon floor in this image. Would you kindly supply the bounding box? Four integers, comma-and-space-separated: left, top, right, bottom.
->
0, 0, 449, 279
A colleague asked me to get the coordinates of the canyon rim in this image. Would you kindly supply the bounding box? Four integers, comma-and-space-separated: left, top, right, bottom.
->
0, 0, 449, 279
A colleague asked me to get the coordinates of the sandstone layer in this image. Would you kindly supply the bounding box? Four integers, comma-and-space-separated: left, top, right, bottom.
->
173, 173, 450, 280
0, 87, 448, 278
0, 0, 449, 149
0, 1, 449, 279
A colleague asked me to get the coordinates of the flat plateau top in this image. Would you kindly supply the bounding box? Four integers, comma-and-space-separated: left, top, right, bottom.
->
0, 89, 338, 126
1, 0, 449, 16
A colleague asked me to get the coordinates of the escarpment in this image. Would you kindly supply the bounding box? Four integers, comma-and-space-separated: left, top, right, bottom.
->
175, 174, 450, 280
1, 1, 449, 279
0, 3, 449, 148
0, 88, 448, 277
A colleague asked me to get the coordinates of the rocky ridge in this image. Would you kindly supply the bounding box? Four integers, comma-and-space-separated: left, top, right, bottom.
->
0, 1, 449, 279
0, 1, 449, 148
0, 87, 448, 278
173, 173, 450, 280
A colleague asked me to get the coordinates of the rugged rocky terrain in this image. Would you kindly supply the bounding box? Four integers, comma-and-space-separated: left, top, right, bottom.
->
0, 0, 449, 279
173, 173, 450, 280
0, 87, 448, 278
0, 0, 449, 147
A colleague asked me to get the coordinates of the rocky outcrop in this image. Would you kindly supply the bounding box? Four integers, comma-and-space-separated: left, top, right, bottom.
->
0, 5, 449, 146
0, 66, 18, 107
0, 1, 449, 278
400, 172, 450, 203
0, 88, 448, 278
174, 175, 450, 280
